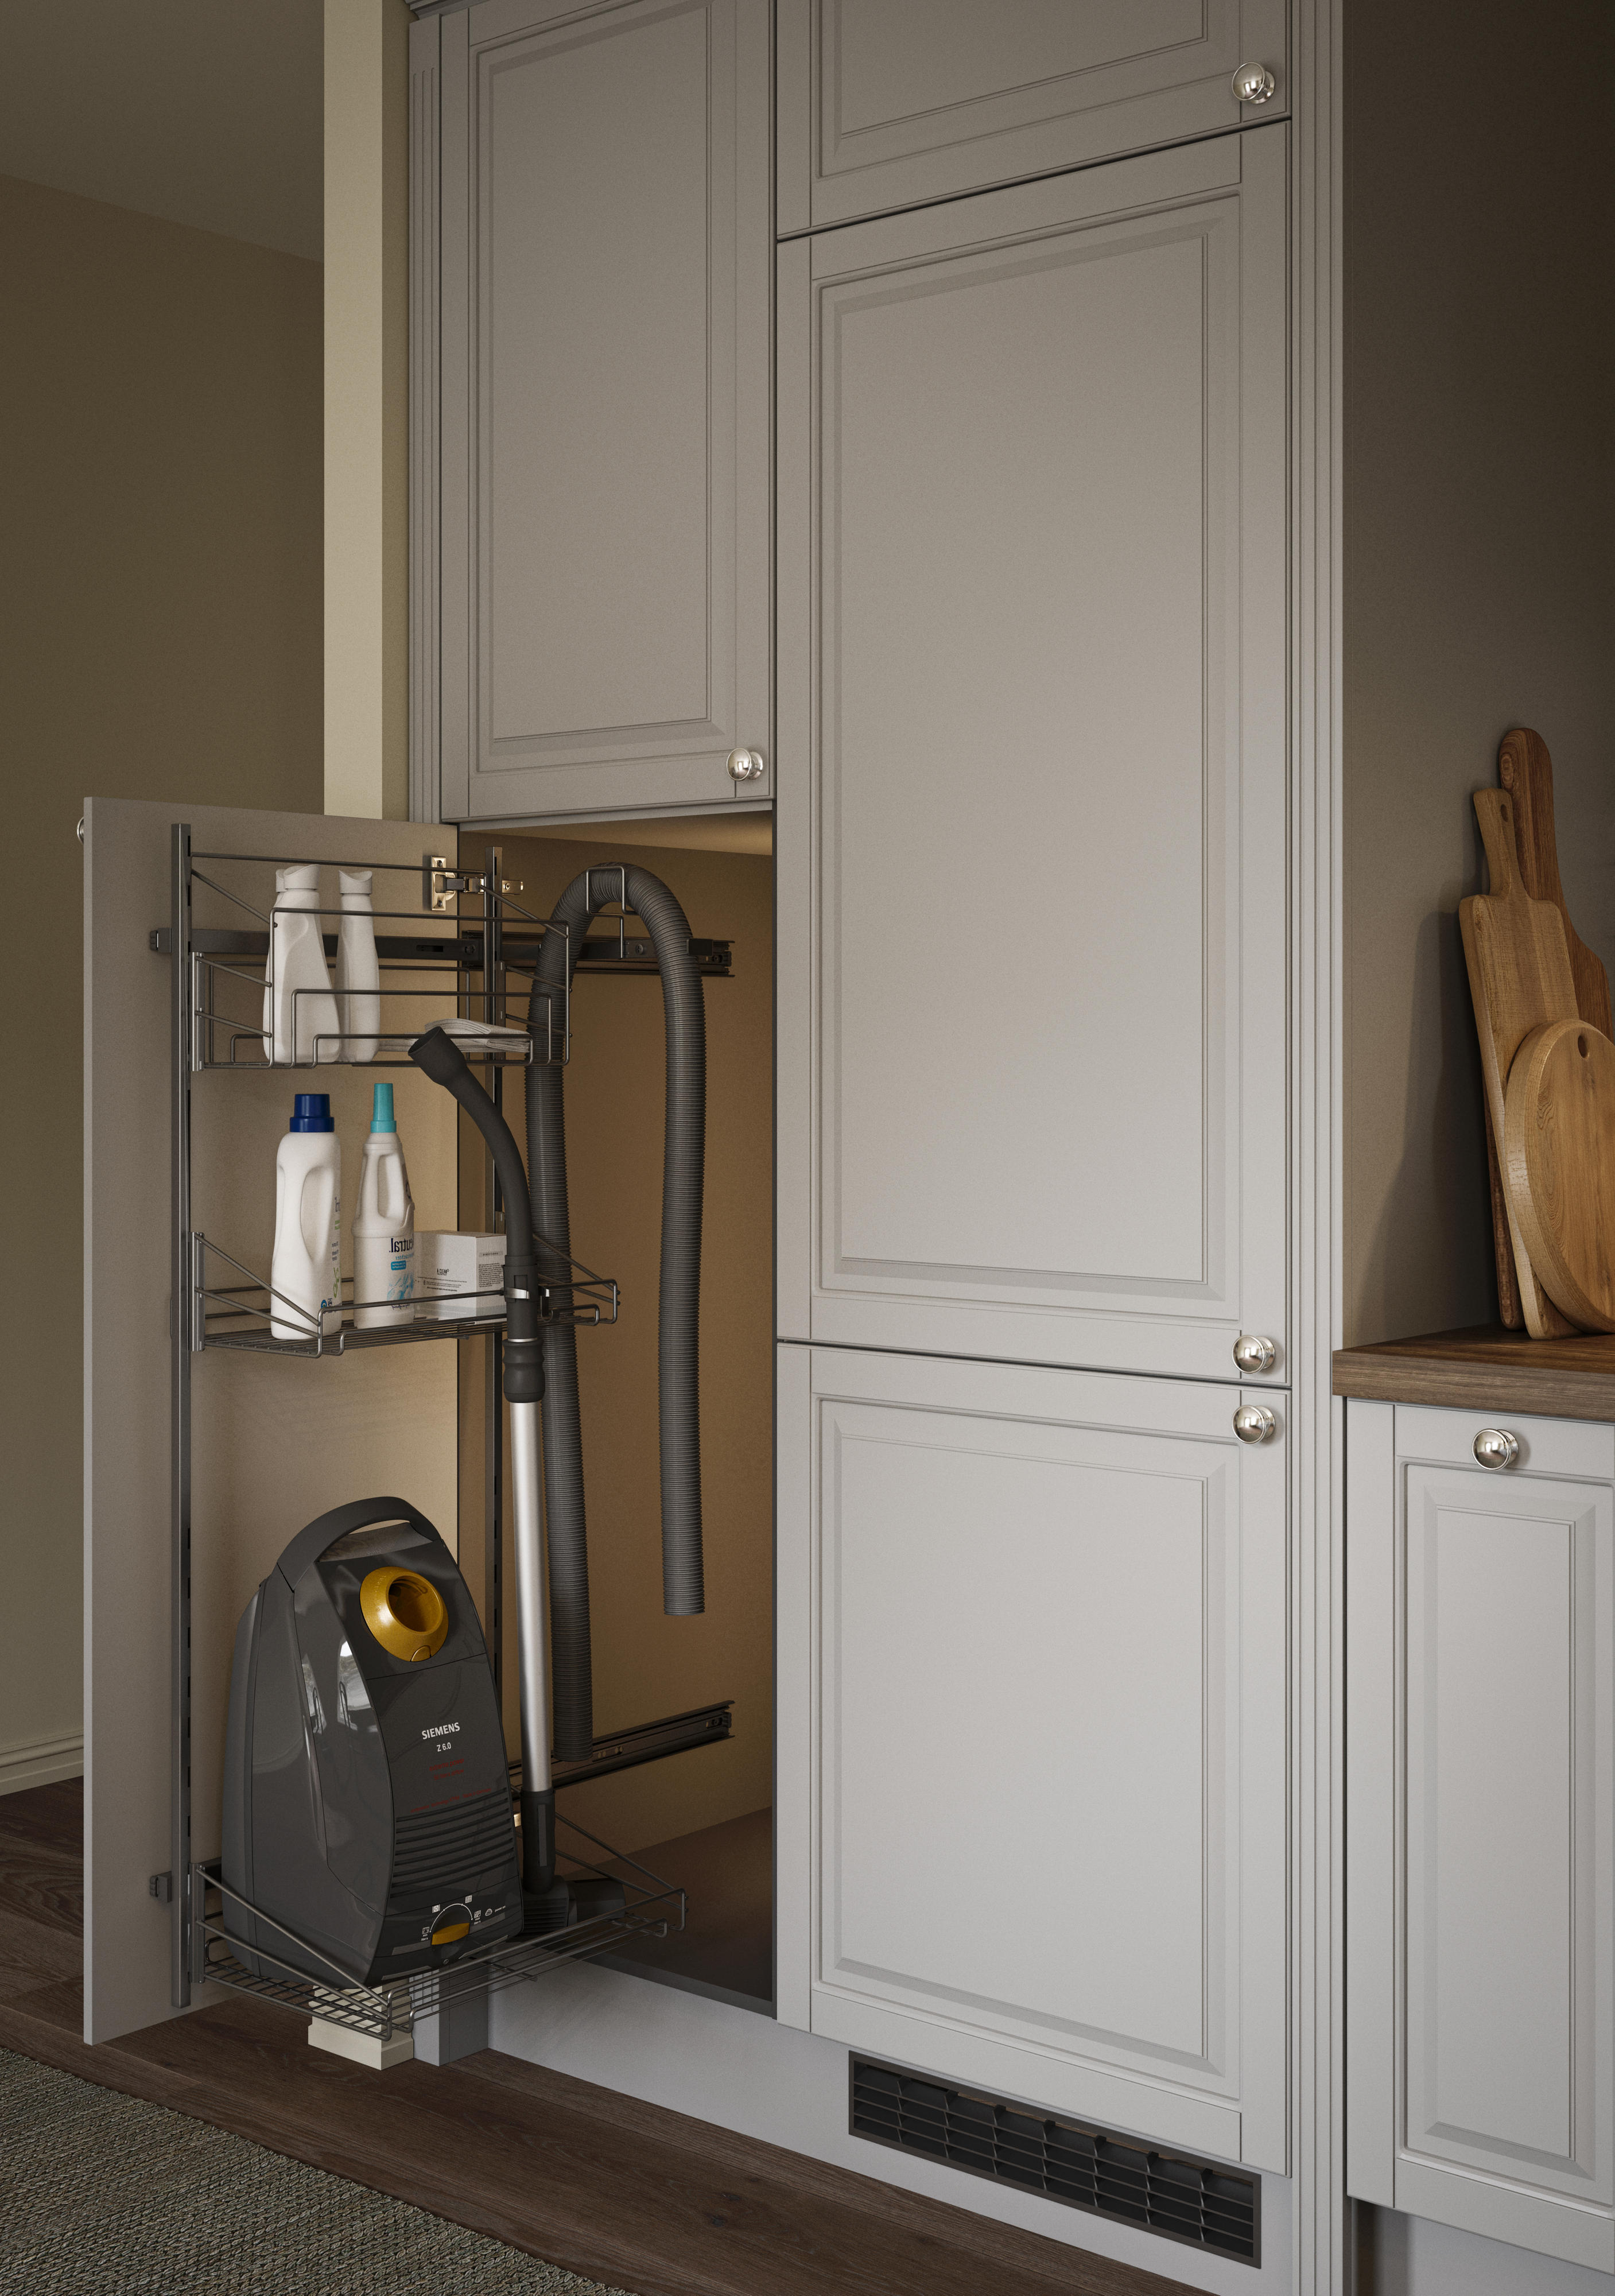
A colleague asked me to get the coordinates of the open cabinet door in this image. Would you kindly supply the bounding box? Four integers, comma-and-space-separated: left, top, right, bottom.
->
83, 799, 463, 2043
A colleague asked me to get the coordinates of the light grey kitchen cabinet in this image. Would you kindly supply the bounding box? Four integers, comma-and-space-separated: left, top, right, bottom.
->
1347, 1399, 1615, 2273
775, 1343, 1289, 2172
776, 0, 1288, 233
430, 0, 770, 824
775, 127, 1288, 1382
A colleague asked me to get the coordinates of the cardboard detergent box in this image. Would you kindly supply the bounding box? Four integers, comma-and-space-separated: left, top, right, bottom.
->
417, 1231, 507, 1320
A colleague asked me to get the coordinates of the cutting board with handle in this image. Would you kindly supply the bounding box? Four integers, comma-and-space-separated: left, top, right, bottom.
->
1459, 785, 1582, 1337
1479, 730, 1613, 1327
1504, 1017, 1615, 1332
1500, 727, 1614, 1036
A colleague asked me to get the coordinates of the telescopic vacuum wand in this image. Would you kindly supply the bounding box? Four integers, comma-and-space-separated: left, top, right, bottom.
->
406, 1025, 558, 1906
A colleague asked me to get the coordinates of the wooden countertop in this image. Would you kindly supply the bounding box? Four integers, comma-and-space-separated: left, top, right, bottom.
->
1333, 1327, 1615, 1423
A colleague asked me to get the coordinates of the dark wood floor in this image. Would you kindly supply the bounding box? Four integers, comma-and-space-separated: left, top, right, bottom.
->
0, 1781, 1196, 2296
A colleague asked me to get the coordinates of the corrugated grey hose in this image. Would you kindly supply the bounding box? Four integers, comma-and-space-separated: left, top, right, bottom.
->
527, 865, 707, 1764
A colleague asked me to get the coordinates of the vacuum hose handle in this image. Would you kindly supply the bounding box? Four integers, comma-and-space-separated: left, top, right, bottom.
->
407, 1027, 543, 1406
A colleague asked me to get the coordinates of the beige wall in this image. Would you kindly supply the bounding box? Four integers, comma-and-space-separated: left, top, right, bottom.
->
1342, 0, 1615, 1347
458, 832, 775, 1855
1, 173, 322, 1790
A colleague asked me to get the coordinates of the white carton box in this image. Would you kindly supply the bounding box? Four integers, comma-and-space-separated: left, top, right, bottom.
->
418, 1231, 506, 1320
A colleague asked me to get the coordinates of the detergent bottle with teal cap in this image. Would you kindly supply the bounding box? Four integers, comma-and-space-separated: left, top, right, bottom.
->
353, 1082, 414, 1329
270, 1093, 341, 1341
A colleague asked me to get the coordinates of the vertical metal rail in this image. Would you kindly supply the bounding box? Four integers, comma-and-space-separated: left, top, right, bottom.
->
482, 846, 505, 1696
169, 823, 194, 2006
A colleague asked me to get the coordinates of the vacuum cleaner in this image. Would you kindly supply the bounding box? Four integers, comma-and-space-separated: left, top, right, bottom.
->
220, 1494, 522, 1984
222, 865, 708, 1976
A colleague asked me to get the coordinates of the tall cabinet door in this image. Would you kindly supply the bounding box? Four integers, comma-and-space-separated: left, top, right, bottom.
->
776, 1344, 1288, 2173
777, 0, 1289, 231
777, 128, 1287, 1383
435, 0, 771, 824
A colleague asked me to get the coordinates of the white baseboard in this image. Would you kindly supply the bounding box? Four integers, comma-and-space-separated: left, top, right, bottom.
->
0, 1729, 84, 1795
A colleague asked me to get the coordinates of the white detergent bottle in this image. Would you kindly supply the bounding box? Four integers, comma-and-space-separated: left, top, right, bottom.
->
335, 868, 380, 1061
352, 1082, 415, 1329
270, 1093, 342, 1340
262, 863, 340, 1064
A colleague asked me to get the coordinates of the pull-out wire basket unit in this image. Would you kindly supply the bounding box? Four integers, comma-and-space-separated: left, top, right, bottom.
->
191, 1817, 684, 2046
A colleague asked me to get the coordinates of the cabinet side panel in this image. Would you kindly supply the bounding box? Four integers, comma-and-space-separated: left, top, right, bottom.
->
83, 800, 174, 2041
410, 12, 442, 825
774, 1341, 812, 2030
1344, 1397, 1396, 2205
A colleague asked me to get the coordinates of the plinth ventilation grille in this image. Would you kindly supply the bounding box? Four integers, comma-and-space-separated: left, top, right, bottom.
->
849, 2055, 1259, 2266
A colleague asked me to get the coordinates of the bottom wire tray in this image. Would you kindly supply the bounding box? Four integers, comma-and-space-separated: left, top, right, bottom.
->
191, 1815, 683, 2044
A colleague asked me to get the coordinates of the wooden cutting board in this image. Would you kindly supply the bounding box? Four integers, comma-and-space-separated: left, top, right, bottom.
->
1480, 730, 1613, 1328
1504, 1018, 1615, 1332
1500, 727, 1614, 1036
1459, 785, 1582, 1337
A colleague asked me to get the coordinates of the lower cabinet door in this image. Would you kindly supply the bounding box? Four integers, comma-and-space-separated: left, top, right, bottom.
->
777, 1344, 1288, 2173
1347, 1401, 1615, 2273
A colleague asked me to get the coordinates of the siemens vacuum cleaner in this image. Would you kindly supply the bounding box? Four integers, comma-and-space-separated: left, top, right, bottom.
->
223, 865, 708, 1987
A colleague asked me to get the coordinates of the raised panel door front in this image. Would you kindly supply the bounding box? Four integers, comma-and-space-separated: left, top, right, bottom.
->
777, 0, 1289, 231
1397, 1457, 1615, 2267
778, 1345, 1287, 2171
438, 0, 770, 823
777, 131, 1287, 1379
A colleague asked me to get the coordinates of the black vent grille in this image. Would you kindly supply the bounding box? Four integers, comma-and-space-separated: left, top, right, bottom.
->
389, 1790, 516, 1905
850, 2056, 1259, 2267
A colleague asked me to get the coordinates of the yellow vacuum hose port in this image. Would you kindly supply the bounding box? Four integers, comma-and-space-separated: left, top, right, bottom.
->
359, 1566, 448, 1662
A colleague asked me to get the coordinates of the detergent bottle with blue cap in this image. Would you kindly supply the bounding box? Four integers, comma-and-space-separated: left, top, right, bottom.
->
353, 1081, 414, 1329
270, 1093, 341, 1341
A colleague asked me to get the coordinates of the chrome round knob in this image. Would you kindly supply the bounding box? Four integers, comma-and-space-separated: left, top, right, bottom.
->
1231, 61, 1276, 104
1473, 1428, 1520, 1471
1234, 1404, 1278, 1445
727, 748, 767, 782
1233, 1333, 1278, 1375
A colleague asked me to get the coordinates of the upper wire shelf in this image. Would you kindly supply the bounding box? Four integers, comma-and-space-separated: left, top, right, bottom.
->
161, 846, 570, 1071
189, 1814, 684, 2045
153, 844, 732, 1074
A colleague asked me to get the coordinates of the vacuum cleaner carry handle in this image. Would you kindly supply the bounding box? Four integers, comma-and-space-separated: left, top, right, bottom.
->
274, 1494, 440, 1592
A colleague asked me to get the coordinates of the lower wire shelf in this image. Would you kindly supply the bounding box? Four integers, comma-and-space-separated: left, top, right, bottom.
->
189, 1816, 684, 2045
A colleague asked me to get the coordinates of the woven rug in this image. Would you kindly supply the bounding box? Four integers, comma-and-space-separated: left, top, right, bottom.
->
0, 2046, 633, 2296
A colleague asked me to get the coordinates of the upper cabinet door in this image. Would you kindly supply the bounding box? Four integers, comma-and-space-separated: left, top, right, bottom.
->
436, 0, 770, 824
776, 0, 1288, 232
777, 130, 1288, 1383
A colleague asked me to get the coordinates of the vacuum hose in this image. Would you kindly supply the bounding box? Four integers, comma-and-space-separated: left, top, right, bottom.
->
527, 866, 706, 1763
407, 1026, 555, 1897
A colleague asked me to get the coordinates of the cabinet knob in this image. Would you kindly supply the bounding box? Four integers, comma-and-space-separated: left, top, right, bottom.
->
1234, 1403, 1278, 1444
1231, 61, 1276, 104
727, 748, 767, 782
1473, 1428, 1521, 1471
1233, 1332, 1278, 1375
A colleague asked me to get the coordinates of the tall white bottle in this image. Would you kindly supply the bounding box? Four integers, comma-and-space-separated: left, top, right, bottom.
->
352, 1083, 415, 1329
270, 1093, 341, 1340
262, 863, 340, 1064
335, 867, 380, 1061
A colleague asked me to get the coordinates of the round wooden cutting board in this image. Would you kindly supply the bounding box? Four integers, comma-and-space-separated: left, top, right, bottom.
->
1504, 1018, 1615, 1332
